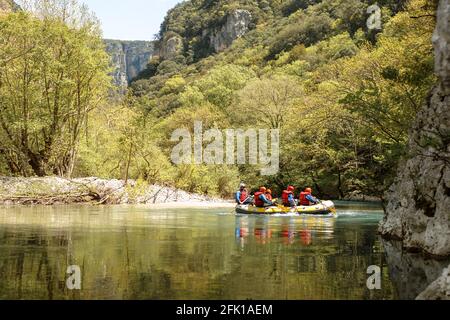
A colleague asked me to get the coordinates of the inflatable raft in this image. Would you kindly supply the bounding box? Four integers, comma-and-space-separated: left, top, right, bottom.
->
236, 200, 337, 216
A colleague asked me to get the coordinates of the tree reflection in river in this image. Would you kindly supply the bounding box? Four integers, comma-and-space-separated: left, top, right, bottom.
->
0, 204, 399, 300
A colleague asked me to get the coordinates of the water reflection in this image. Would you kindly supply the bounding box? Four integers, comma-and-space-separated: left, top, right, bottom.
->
235, 215, 336, 247
382, 240, 450, 300
0, 204, 404, 300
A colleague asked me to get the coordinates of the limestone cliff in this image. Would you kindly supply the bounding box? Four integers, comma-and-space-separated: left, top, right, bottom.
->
416, 266, 450, 300
0, 0, 18, 14
380, 0, 450, 257
159, 34, 183, 60
208, 9, 252, 53
105, 40, 154, 88
158, 9, 252, 61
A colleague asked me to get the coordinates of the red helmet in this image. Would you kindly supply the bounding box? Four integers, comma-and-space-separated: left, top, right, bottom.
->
287, 186, 295, 192
305, 188, 312, 194
266, 189, 272, 194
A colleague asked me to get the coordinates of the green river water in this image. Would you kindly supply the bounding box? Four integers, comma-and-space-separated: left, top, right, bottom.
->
0, 202, 444, 300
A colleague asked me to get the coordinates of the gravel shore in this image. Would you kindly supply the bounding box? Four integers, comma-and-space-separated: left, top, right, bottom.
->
0, 177, 233, 206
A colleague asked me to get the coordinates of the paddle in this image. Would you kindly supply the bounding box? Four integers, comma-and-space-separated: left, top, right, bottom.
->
240, 196, 251, 205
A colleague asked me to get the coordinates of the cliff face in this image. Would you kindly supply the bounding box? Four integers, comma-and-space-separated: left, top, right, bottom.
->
158, 9, 252, 61
105, 40, 154, 88
0, 0, 18, 14
208, 9, 252, 53
159, 34, 183, 60
380, 0, 450, 257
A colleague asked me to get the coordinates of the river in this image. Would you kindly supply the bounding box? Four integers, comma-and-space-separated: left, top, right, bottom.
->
0, 202, 446, 300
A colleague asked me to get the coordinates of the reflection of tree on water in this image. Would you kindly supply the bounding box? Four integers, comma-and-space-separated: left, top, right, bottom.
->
235, 215, 336, 247
0, 206, 398, 300
0, 228, 73, 300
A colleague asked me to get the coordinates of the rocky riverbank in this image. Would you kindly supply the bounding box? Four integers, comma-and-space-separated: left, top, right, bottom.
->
380, 0, 450, 258
379, 0, 450, 300
0, 177, 232, 206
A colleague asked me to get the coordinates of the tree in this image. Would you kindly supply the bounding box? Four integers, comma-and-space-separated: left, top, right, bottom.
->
234, 75, 303, 129
197, 64, 256, 109
0, 0, 109, 177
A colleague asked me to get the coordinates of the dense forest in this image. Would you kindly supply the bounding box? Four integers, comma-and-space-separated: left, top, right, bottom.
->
0, 0, 438, 199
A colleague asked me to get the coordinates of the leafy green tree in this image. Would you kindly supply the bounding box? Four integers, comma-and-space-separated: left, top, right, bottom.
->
0, 1, 109, 177
196, 64, 256, 109
234, 75, 303, 129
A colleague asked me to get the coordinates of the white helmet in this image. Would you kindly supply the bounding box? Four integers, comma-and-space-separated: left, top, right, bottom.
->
240, 183, 246, 188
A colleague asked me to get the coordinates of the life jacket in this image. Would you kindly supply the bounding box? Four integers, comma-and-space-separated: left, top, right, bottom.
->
265, 193, 273, 201
300, 192, 311, 206
254, 192, 264, 207
282, 190, 293, 205
240, 190, 248, 202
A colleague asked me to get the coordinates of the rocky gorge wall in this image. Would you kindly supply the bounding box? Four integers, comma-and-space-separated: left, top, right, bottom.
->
208, 9, 252, 53
380, 0, 450, 258
380, 0, 450, 300
160, 9, 252, 60
0, 0, 18, 14
104, 40, 154, 88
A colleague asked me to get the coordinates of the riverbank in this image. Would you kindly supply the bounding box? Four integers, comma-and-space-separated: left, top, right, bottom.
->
0, 177, 233, 206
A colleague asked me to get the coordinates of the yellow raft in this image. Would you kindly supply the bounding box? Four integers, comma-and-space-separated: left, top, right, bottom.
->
236, 200, 337, 216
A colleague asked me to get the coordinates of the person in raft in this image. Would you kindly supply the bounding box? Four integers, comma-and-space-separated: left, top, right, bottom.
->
236, 183, 252, 205
299, 188, 320, 206
282, 186, 297, 207
254, 187, 275, 208
265, 189, 274, 202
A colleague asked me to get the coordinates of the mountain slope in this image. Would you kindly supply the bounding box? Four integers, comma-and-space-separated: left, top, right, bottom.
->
120, 0, 435, 199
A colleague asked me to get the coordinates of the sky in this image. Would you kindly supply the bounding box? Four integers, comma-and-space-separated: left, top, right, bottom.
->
81, 0, 182, 41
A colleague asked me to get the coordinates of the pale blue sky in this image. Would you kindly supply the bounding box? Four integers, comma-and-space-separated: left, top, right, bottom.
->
81, 0, 182, 41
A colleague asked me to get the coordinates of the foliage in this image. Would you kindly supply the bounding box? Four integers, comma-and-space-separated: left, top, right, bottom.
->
0, 0, 109, 177
0, 0, 437, 200
124, 0, 435, 199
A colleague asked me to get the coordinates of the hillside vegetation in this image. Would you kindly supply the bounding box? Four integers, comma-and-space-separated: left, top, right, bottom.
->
0, 0, 437, 199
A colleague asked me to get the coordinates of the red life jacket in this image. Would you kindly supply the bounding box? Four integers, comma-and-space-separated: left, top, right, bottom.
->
300, 192, 311, 206
240, 190, 248, 202
254, 192, 264, 207
282, 190, 292, 205
265, 194, 273, 201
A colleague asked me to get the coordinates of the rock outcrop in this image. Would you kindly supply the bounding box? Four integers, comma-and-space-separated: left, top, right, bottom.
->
416, 265, 450, 300
379, 0, 450, 258
0, 0, 19, 15
104, 40, 154, 88
208, 9, 252, 53
0, 0, 14, 13
159, 34, 183, 60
